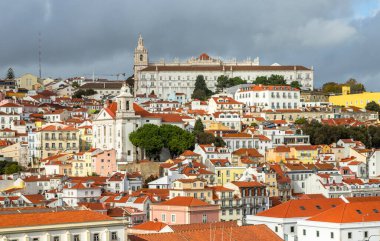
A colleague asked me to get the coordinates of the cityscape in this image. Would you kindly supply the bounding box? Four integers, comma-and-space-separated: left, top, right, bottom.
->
1, 1, 380, 241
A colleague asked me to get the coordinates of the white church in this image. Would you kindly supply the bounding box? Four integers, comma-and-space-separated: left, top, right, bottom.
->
92, 84, 193, 164
133, 35, 314, 101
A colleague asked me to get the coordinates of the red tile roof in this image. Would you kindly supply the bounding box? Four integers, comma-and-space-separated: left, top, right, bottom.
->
257, 198, 344, 218
0, 210, 114, 228
132, 221, 169, 231
129, 224, 282, 241
157, 197, 212, 207
307, 201, 380, 223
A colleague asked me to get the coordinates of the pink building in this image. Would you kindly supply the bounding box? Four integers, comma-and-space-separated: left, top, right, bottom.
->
92, 149, 117, 176
150, 196, 219, 225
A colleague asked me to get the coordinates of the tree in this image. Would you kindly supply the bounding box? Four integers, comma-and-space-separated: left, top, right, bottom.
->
216, 75, 229, 93
143, 175, 158, 188
268, 75, 286, 85
193, 118, 205, 135
290, 81, 302, 89
1, 162, 22, 174
6, 68, 15, 80
191, 75, 212, 100
346, 78, 365, 93
253, 76, 268, 85
72, 81, 80, 88
253, 75, 286, 85
294, 117, 308, 125
130, 124, 195, 160
159, 124, 195, 157
73, 89, 97, 98
366, 101, 380, 113
322, 82, 341, 94
129, 124, 163, 160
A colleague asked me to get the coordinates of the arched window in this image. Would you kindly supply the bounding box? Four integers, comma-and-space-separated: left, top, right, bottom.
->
140, 54, 143, 61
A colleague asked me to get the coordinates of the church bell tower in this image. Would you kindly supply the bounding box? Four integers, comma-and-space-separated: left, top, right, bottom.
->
134, 34, 149, 94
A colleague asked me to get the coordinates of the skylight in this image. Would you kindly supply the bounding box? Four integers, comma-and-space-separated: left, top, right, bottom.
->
300, 206, 306, 210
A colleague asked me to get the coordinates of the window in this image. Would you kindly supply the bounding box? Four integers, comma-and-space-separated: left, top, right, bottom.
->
364, 231, 368, 238
202, 214, 207, 223
73, 235, 80, 241
53, 237, 59, 241
162, 214, 166, 222
171, 214, 176, 223
111, 232, 118, 240
33, 239, 39, 241
303, 229, 306, 236
290, 226, 294, 233
330, 232, 334, 239
316, 231, 319, 237
275, 226, 278, 232
348, 232, 352, 239
93, 234, 99, 241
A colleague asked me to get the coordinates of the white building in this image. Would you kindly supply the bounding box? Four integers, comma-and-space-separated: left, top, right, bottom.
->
92, 84, 191, 163
62, 181, 102, 206
235, 84, 301, 110
133, 35, 314, 100
297, 200, 380, 241
0, 210, 125, 241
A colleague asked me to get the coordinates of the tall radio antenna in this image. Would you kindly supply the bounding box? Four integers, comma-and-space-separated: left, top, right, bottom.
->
38, 32, 42, 79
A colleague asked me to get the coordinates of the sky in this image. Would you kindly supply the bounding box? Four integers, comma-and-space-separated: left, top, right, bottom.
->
1, 0, 380, 90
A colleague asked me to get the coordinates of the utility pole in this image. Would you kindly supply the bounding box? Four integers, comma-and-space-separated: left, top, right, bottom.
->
38, 32, 42, 79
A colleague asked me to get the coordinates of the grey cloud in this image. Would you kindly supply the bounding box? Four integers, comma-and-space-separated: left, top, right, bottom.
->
0, 0, 379, 90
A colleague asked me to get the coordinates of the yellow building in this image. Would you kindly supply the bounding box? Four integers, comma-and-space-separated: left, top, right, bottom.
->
215, 166, 245, 185
266, 146, 293, 163
329, 86, 380, 108
78, 125, 93, 151
39, 124, 80, 159
291, 145, 319, 164
16, 73, 41, 90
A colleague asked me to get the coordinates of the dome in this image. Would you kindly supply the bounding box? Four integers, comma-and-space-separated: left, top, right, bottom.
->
198, 53, 210, 60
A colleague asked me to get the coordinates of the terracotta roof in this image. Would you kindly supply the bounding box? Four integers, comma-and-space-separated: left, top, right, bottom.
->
170, 220, 237, 232
141, 65, 311, 72
231, 181, 265, 188
307, 201, 380, 223
129, 224, 282, 241
232, 148, 263, 158
157, 197, 212, 207
132, 221, 169, 231
0, 210, 114, 228
257, 198, 344, 218
180, 150, 201, 157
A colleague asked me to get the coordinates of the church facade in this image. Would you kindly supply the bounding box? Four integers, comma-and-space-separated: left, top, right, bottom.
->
133, 35, 314, 101
92, 83, 192, 164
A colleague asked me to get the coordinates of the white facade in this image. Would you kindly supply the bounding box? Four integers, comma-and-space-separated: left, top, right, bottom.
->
0, 212, 125, 241
133, 36, 314, 100
235, 84, 301, 110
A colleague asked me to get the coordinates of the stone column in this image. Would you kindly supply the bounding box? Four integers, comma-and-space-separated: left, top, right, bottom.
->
104, 228, 109, 241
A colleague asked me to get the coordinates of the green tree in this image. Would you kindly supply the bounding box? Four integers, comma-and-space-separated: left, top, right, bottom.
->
366, 101, 380, 119
216, 75, 229, 93
322, 82, 341, 94
191, 75, 212, 100
159, 124, 195, 157
290, 81, 302, 89
72, 82, 80, 88
346, 78, 365, 93
129, 124, 163, 160
193, 118, 205, 135
4, 163, 22, 174
6, 67, 15, 80
268, 75, 286, 85
253, 75, 286, 85
253, 76, 268, 85
294, 117, 308, 125
73, 89, 97, 98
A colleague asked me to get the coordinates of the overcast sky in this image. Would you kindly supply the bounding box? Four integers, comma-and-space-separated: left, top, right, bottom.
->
1, 0, 380, 90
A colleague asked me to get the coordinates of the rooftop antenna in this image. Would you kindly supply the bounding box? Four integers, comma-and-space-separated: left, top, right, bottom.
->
38, 32, 42, 79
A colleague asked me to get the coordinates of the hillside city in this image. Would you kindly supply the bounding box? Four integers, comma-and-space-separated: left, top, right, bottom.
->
0, 35, 380, 241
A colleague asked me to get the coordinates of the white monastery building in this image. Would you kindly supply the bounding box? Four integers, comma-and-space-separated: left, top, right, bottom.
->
133, 35, 314, 100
